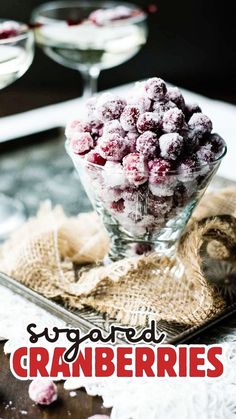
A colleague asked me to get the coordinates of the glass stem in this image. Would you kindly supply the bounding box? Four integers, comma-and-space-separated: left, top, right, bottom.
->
80, 66, 100, 98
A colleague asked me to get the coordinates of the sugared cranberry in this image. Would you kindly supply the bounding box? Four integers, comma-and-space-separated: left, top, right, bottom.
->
136, 112, 161, 133
85, 150, 106, 165
65, 119, 91, 138
172, 183, 190, 208
144, 77, 167, 101
134, 243, 153, 255
103, 120, 125, 137
128, 94, 152, 113
152, 100, 175, 116
148, 159, 172, 184
162, 108, 185, 133
184, 103, 202, 122
70, 132, 94, 154
159, 133, 184, 161
148, 193, 172, 217
120, 105, 140, 131
178, 158, 197, 173
166, 87, 185, 110
98, 133, 128, 161
188, 112, 212, 139
28, 379, 57, 405
196, 144, 215, 163
136, 131, 158, 157
209, 133, 226, 155
96, 93, 126, 121
123, 153, 148, 186
148, 159, 175, 196
110, 198, 125, 213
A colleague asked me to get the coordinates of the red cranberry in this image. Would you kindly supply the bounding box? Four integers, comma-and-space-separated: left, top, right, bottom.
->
134, 243, 153, 255
209, 133, 226, 155
85, 150, 106, 166
148, 193, 172, 217
70, 132, 94, 154
148, 159, 172, 184
188, 113, 212, 139
110, 198, 125, 213
128, 95, 152, 113
144, 77, 167, 101
196, 144, 215, 163
98, 133, 128, 161
96, 93, 126, 121
123, 153, 149, 186
159, 133, 184, 161
137, 112, 161, 133
136, 131, 158, 157
152, 100, 176, 116
166, 87, 185, 110
120, 105, 140, 131
162, 108, 185, 133
103, 120, 125, 137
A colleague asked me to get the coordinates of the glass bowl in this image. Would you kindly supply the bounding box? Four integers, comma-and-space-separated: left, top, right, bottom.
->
66, 140, 227, 261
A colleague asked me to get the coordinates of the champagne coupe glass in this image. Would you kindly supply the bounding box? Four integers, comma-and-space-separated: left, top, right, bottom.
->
0, 20, 34, 240
31, 1, 148, 97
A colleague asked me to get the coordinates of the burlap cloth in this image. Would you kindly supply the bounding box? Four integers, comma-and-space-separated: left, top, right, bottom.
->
1, 187, 236, 327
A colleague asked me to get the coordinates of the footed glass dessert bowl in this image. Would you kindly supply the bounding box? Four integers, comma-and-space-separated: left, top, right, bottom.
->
66, 78, 227, 261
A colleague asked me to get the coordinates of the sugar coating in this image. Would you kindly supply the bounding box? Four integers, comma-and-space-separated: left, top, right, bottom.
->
103, 119, 126, 137
209, 133, 226, 155
127, 94, 152, 113
162, 108, 185, 133
96, 93, 126, 121
159, 133, 184, 160
144, 77, 167, 101
152, 100, 176, 116
123, 153, 148, 186
137, 112, 161, 133
188, 112, 212, 139
98, 133, 128, 161
102, 161, 128, 188
66, 77, 225, 240
28, 379, 57, 405
70, 132, 94, 154
136, 131, 158, 157
120, 105, 140, 131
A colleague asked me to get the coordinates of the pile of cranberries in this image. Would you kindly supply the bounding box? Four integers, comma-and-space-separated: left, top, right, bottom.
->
66, 78, 225, 236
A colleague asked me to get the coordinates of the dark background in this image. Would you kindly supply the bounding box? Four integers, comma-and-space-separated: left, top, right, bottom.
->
1, 0, 236, 116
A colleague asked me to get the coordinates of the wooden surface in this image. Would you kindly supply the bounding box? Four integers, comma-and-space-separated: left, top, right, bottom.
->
0, 342, 110, 419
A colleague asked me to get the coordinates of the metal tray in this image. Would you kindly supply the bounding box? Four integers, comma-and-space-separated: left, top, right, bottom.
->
1, 270, 236, 345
